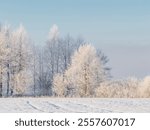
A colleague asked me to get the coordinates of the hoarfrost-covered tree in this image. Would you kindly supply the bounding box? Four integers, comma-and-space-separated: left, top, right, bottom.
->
10, 24, 32, 96
37, 49, 52, 96
95, 81, 111, 98
45, 25, 84, 96
139, 76, 150, 97
6, 28, 11, 96
45, 24, 60, 81
0, 28, 4, 96
123, 77, 139, 98
53, 73, 66, 97
0, 26, 8, 96
60, 35, 85, 71
13, 71, 30, 96
1, 25, 12, 96
58, 44, 110, 97
30, 44, 42, 96
95, 77, 140, 98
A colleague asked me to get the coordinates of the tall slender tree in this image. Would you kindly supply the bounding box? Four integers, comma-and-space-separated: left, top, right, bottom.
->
0, 25, 14, 96
10, 24, 32, 96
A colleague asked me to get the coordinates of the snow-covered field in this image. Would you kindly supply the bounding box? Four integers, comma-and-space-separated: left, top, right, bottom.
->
0, 98, 150, 113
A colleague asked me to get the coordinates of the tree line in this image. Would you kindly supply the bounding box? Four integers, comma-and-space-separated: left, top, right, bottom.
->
0, 23, 149, 98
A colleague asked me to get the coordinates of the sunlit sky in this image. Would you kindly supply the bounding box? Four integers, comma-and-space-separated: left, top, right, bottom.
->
0, 0, 150, 78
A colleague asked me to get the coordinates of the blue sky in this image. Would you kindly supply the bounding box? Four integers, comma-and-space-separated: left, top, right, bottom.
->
0, 0, 150, 78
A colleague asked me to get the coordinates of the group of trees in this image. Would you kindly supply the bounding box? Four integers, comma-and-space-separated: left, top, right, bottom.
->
32, 25, 85, 96
53, 44, 110, 97
0, 24, 31, 97
0, 23, 149, 98
53, 44, 150, 98
95, 76, 150, 98
0, 23, 95, 97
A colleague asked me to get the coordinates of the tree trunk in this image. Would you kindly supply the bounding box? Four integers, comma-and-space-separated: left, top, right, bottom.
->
6, 63, 10, 96
0, 71, 2, 97
33, 58, 36, 97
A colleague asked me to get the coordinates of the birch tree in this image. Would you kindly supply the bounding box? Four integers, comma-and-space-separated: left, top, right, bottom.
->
10, 24, 32, 96
0, 25, 12, 96
0, 26, 8, 97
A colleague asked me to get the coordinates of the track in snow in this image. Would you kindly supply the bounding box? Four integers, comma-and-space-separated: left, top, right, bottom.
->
26, 101, 45, 112
0, 98, 150, 113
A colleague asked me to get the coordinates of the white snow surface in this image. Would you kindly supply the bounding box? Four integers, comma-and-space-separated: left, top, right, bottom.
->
0, 98, 150, 113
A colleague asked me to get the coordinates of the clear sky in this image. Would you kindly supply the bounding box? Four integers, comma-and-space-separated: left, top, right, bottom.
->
0, 0, 150, 78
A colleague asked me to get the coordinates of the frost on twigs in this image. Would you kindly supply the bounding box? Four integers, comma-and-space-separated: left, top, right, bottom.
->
139, 76, 150, 98
53, 44, 110, 97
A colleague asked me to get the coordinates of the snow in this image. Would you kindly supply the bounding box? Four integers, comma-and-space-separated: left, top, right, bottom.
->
0, 98, 150, 113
